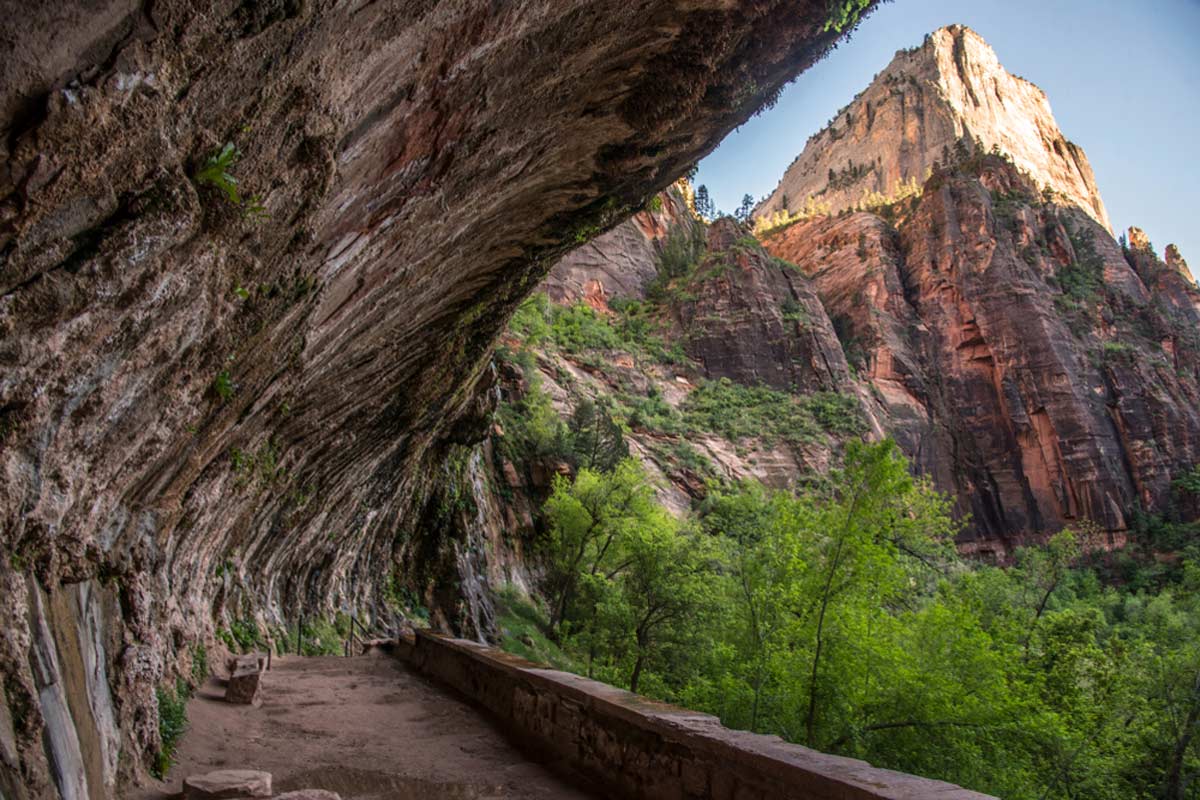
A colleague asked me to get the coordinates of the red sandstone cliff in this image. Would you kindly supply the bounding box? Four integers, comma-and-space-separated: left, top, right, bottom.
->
764, 156, 1200, 554
757, 25, 1111, 232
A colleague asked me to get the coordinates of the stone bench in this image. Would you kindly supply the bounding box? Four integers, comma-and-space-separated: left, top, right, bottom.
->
224, 653, 268, 706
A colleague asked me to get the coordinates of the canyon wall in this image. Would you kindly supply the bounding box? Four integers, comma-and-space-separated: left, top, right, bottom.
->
0, 1, 879, 796
756, 25, 1111, 231
765, 157, 1200, 554
532, 93, 1199, 556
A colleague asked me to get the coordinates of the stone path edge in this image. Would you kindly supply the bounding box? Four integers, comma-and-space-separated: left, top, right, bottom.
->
397, 629, 996, 800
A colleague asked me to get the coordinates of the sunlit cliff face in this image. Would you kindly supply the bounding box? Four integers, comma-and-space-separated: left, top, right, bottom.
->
757, 25, 1110, 232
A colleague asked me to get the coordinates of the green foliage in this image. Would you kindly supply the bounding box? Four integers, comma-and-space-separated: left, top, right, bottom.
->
215, 628, 237, 651
190, 643, 209, 686
228, 439, 284, 486
228, 618, 262, 652
540, 460, 717, 690
569, 399, 629, 472
548, 302, 624, 353
152, 678, 190, 779
513, 439, 1200, 799
649, 223, 708, 294
626, 386, 686, 435
681, 378, 866, 446
505, 291, 685, 367
495, 585, 580, 671
823, 0, 871, 33
299, 617, 344, 656
384, 572, 430, 625
1102, 340, 1134, 363
826, 159, 873, 191
193, 143, 242, 205
212, 370, 235, 402
753, 196, 833, 238
496, 377, 572, 463
508, 293, 552, 346
1055, 224, 1106, 316
1173, 464, 1200, 498
608, 298, 688, 364
780, 298, 811, 326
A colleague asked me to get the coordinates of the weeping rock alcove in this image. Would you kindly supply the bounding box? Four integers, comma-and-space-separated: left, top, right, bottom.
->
0, 1, 881, 795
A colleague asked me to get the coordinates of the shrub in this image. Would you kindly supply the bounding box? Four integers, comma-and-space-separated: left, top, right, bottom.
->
654, 223, 707, 284
550, 303, 623, 353
190, 644, 208, 686
681, 378, 865, 446
152, 678, 190, 779
1058, 224, 1105, 307
509, 293, 552, 345
228, 618, 261, 652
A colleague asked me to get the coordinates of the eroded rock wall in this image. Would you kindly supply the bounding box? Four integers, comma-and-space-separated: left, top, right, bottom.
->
757, 25, 1111, 230
0, 1, 877, 795
765, 158, 1200, 555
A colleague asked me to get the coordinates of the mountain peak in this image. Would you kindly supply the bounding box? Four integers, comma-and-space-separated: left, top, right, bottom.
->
757, 27, 1111, 230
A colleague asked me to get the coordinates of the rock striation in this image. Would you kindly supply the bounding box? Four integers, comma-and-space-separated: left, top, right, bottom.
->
765, 156, 1200, 554
544, 185, 695, 307
0, 1, 881, 796
673, 219, 857, 395
757, 25, 1112, 231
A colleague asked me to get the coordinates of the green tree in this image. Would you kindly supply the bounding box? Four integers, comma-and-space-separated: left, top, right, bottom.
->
694, 184, 715, 221
569, 399, 628, 472
542, 460, 658, 630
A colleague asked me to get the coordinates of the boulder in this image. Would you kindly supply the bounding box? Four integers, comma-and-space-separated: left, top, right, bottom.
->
225, 657, 264, 706
182, 769, 272, 799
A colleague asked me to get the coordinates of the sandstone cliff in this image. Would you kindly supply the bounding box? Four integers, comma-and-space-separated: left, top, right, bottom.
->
0, 2, 880, 796
533, 159, 1199, 557
764, 155, 1200, 554
756, 25, 1112, 231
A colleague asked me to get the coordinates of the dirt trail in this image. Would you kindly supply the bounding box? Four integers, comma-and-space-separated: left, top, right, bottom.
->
134, 653, 599, 799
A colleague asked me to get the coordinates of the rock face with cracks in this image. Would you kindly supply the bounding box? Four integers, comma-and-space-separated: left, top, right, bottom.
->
764, 157, 1200, 554
0, 1, 878, 796
757, 25, 1112, 231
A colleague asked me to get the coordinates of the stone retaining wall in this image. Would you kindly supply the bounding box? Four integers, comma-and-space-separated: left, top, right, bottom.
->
397, 629, 996, 800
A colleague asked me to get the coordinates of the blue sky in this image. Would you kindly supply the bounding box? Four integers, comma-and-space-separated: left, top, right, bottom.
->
695, 0, 1200, 276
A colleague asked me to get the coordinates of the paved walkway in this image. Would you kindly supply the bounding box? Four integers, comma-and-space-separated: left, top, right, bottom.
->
135, 652, 597, 799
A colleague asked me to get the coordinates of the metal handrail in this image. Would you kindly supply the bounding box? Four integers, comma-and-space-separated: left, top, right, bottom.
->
343, 614, 372, 656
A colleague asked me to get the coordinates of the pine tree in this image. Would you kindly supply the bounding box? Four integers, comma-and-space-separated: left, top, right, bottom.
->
569, 399, 628, 472
694, 185, 714, 221
735, 193, 756, 223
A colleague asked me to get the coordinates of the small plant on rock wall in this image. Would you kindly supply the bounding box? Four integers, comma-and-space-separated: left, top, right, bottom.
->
152, 678, 190, 779
229, 617, 262, 651
191, 643, 209, 685
823, 0, 871, 33
212, 370, 235, 402
193, 143, 242, 205
1174, 465, 1200, 498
